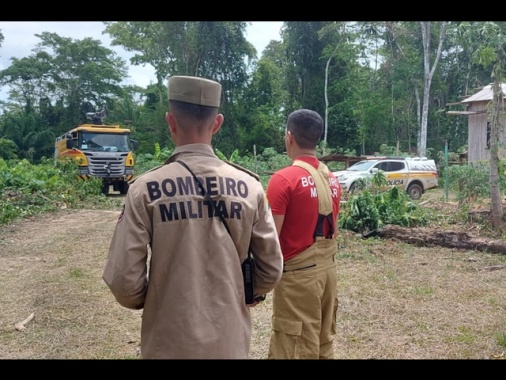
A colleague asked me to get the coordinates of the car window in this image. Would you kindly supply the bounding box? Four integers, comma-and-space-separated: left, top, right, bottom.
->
348, 161, 377, 171
389, 162, 405, 171
373, 161, 405, 172
375, 162, 389, 171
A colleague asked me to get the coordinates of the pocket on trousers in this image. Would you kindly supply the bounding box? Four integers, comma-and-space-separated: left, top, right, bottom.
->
272, 316, 303, 335
269, 316, 303, 359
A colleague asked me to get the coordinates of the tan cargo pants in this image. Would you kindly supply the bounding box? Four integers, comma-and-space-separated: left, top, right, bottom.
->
267, 238, 338, 359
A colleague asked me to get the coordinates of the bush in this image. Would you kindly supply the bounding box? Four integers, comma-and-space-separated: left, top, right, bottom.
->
339, 186, 428, 234
0, 157, 106, 225
441, 161, 506, 203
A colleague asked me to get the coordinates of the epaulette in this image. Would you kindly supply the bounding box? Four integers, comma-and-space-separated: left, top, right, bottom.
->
223, 160, 260, 182
128, 164, 164, 184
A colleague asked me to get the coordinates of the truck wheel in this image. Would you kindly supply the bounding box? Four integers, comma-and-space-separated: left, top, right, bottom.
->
407, 183, 423, 200
349, 180, 366, 194
118, 182, 129, 195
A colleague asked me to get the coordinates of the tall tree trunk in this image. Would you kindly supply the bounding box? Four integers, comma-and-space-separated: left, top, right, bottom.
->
418, 22, 447, 157
489, 77, 504, 229
324, 22, 342, 149
415, 87, 421, 150
324, 45, 339, 146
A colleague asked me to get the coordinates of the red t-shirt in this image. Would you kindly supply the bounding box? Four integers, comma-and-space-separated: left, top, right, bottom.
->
266, 156, 341, 261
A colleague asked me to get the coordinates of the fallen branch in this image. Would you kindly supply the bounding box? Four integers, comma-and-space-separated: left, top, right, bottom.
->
366, 225, 506, 254
479, 265, 506, 271
15, 312, 34, 331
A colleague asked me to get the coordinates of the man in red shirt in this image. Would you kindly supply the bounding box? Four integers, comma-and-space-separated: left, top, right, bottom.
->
266, 108, 341, 359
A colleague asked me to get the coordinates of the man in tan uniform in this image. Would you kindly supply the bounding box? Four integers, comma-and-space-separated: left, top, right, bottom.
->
103, 75, 283, 359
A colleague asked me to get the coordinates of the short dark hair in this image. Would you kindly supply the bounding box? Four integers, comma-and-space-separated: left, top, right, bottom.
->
286, 109, 323, 149
169, 99, 218, 122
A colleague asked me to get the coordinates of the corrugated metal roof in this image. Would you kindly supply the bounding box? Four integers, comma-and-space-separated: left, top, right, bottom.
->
462, 83, 506, 103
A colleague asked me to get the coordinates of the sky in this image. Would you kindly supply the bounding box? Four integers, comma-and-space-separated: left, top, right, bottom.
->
0, 21, 284, 101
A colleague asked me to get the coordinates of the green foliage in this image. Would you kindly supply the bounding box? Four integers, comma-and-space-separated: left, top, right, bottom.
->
134, 142, 171, 174
3, 21, 506, 212
0, 109, 55, 163
371, 170, 387, 188
104, 21, 255, 158
215, 148, 239, 163
436, 145, 467, 165
345, 170, 387, 196
260, 147, 291, 170
234, 55, 287, 155
339, 186, 428, 233
218, 147, 291, 188
352, 178, 368, 193
496, 331, 506, 349
0, 138, 19, 160
339, 190, 382, 232
0, 157, 106, 225
377, 144, 399, 156
0, 22, 497, 166
443, 162, 506, 203
0, 143, 291, 227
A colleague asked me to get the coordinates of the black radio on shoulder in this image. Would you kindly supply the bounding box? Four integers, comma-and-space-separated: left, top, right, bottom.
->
242, 254, 255, 304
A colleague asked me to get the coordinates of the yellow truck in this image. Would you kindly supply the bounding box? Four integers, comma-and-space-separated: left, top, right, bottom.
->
54, 111, 138, 195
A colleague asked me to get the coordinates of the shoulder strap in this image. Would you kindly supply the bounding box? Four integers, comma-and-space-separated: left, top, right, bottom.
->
176, 160, 252, 259
292, 160, 332, 215
175, 160, 230, 234
292, 159, 335, 239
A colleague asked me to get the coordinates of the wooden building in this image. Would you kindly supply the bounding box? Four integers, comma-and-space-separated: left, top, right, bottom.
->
447, 84, 506, 164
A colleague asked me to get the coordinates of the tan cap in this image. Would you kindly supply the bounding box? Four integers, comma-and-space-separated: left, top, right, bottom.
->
168, 75, 222, 107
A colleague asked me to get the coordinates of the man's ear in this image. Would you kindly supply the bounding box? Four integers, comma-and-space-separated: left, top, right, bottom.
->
166, 112, 176, 134
211, 113, 224, 135
286, 130, 294, 144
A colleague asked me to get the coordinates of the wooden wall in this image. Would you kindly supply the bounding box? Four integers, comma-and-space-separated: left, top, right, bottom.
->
466, 101, 506, 164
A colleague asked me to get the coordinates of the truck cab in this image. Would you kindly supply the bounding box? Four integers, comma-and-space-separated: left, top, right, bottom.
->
54, 112, 139, 195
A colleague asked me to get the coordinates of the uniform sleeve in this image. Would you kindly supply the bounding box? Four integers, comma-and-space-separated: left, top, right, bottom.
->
102, 184, 152, 310
250, 185, 283, 296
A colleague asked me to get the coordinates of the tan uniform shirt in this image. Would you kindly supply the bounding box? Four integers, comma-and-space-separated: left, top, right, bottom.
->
103, 144, 283, 359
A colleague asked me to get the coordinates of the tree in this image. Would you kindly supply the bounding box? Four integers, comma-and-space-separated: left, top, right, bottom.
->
104, 21, 256, 156
419, 22, 447, 157
460, 21, 506, 230
489, 78, 504, 228
0, 137, 18, 160
235, 54, 286, 154
0, 109, 54, 162
0, 33, 128, 127
283, 21, 327, 114
0, 52, 54, 115
374, 22, 450, 157
321, 22, 343, 147
34, 32, 128, 127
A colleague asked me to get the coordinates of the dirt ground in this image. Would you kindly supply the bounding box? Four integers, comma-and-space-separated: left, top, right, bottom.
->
1, 193, 506, 359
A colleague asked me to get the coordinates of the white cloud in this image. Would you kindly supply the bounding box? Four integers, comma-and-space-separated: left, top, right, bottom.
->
245, 21, 283, 56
